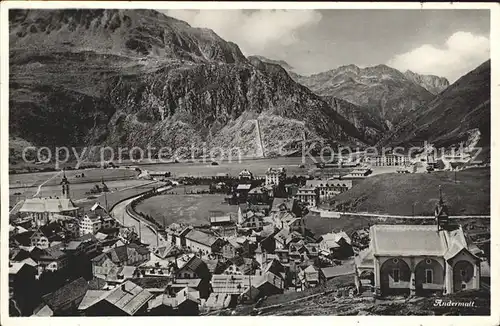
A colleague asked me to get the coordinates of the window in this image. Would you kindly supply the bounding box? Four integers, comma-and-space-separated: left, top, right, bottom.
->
425, 269, 433, 284
393, 269, 400, 283
460, 269, 466, 280
461, 283, 466, 290
425, 259, 432, 264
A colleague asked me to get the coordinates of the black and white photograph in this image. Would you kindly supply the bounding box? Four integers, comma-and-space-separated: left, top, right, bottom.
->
1, 1, 497, 321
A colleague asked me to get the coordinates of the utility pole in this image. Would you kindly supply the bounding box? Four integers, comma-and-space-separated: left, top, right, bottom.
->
138, 221, 142, 243
455, 170, 457, 184
104, 189, 109, 212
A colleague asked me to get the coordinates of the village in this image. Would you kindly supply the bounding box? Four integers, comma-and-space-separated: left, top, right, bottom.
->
8, 149, 491, 316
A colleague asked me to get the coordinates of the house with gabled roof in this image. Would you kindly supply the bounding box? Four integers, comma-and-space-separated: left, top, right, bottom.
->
223, 256, 260, 276
30, 223, 67, 249
91, 244, 150, 279
83, 281, 154, 316
34, 277, 89, 316
184, 229, 224, 255
175, 255, 210, 282
318, 231, 354, 259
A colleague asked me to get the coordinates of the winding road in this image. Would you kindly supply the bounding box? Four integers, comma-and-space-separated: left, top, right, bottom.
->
110, 193, 168, 250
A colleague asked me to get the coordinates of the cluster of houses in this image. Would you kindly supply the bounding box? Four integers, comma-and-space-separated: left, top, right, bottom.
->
8, 170, 361, 316
8, 167, 490, 317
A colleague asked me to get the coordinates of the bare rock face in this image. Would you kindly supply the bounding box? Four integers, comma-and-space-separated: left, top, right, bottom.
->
290, 64, 436, 127
9, 9, 374, 161
404, 70, 450, 95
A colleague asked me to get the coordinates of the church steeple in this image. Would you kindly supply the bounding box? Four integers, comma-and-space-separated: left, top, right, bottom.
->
61, 169, 70, 199
435, 185, 449, 231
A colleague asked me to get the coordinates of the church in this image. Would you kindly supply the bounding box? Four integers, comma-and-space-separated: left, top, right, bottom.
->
355, 187, 483, 297
19, 171, 79, 227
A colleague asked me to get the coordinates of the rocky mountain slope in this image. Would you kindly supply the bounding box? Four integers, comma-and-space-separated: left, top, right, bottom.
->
248, 56, 388, 143
379, 60, 490, 149
321, 96, 388, 144
291, 64, 437, 127
9, 9, 374, 162
403, 70, 449, 95
248, 55, 294, 71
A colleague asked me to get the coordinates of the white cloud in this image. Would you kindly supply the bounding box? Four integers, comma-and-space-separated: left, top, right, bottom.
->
164, 9, 322, 55
387, 31, 490, 82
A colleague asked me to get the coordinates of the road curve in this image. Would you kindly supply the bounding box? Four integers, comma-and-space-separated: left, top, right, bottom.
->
110, 195, 167, 250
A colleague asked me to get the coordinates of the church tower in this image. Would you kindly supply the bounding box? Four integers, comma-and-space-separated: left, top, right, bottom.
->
435, 185, 449, 231
61, 170, 70, 199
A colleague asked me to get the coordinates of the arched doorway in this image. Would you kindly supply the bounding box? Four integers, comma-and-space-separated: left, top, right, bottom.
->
453, 260, 474, 292
380, 258, 411, 296
360, 270, 374, 286
414, 258, 444, 296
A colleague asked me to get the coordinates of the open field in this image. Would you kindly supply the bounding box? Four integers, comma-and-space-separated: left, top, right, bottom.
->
327, 168, 490, 216
9, 168, 138, 188
305, 212, 490, 240
136, 156, 354, 178
77, 181, 161, 212
135, 186, 238, 227
9, 179, 157, 211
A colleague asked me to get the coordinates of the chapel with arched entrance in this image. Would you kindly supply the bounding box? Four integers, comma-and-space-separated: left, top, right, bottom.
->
355, 187, 482, 296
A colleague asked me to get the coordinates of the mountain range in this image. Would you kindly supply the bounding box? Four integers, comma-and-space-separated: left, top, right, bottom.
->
8, 9, 490, 163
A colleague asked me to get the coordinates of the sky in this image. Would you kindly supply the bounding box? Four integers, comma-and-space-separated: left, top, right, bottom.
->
164, 9, 490, 83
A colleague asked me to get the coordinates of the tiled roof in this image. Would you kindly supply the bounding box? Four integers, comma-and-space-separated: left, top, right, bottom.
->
211, 274, 259, 294
204, 293, 232, 310
255, 272, 283, 290
42, 277, 88, 312
20, 198, 78, 213
78, 290, 108, 310
186, 229, 219, 247
320, 231, 352, 246
179, 256, 210, 279
32, 223, 66, 239
321, 264, 355, 279
102, 281, 154, 315
371, 225, 448, 256
129, 243, 151, 256
40, 245, 67, 260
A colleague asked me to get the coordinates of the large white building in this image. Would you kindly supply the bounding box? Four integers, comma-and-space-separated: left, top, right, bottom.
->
295, 187, 319, 207
366, 153, 410, 167
265, 167, 286, 186
305, 179, 352, 200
